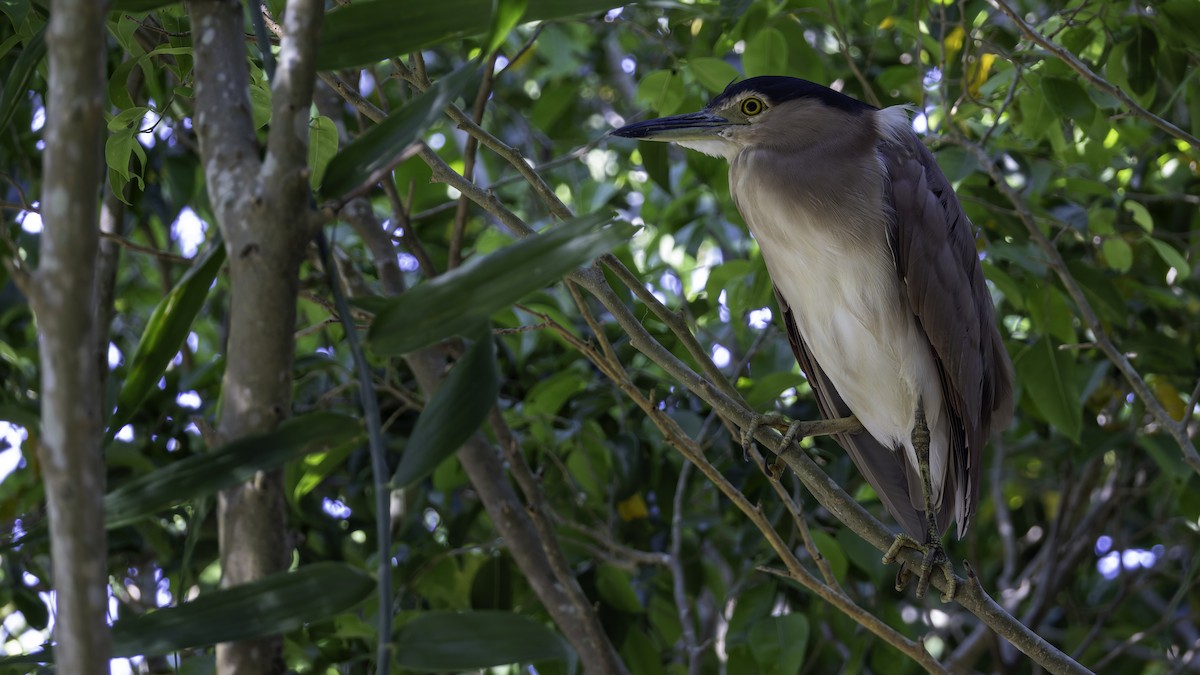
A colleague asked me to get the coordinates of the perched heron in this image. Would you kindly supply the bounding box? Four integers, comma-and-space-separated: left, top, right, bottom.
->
613, 76, 1013, 600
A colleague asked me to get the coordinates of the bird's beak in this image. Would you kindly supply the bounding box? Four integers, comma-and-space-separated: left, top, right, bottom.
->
611, 110, 732, 142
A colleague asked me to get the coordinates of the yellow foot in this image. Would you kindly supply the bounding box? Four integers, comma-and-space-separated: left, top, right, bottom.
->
883, 533, 957, 602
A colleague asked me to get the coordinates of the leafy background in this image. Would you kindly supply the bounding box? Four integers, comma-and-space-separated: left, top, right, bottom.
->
1, 0, 1198, 673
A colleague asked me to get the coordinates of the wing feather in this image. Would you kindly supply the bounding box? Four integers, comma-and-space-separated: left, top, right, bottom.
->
881, 133, 1014, 537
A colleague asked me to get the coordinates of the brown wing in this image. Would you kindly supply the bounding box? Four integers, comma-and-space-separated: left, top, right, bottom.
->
775, 288, 931, 540
881, 134, 1014, 538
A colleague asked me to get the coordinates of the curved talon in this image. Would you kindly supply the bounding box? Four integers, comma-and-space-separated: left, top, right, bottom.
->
884, 533, 957, 602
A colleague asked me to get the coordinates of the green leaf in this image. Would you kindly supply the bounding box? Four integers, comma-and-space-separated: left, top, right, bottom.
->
809, 530, 847, 582
392, 333, 498, 487
1145, 237, 1190, 280
637, 139, 671, 193
317, 0, 620, 70
1040, 76, 1095, 122
1013, 338, 1082, 442
319, 65, 478, 201
2, 563, 372, 665
596, 563, 643, 613
307, 114, 339, 189
690, 56, 740, 92
1101, 238, 1132, 273
111, 0, 180, 10
393, 610, 574, 671
636, 70, 686, 116
106, 412, 362, 528
1123, 200, 1154, 232
748, 613, 808, 675
0, 26, 43, 134
107, 240, 226, 440
743, 27, 787, 78
367, 212, 632, 356
485, 0, 527, 56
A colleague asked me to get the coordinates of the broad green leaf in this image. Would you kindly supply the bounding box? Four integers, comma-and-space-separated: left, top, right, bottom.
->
636, 69, 685, 116
637, 139, 671, 193
749, 613, 809, 675
1013, 338, 1082, 442
690, 56, 740, 92
319, 65, 478, 201
307, 114, 339, 189
809, 530, 847, 583
484, 0, 527, 56
3, 563, 372, 665
1101, 238, 1132, 273
367, 212, 632, 356
743, 27, 787, 78
1123, 200, 1154, 232
1040, 76, 1095, 122
596, 563, 643, 613
392, 332, 498, 487
0, 26, 43, 133
107, 240, 226, 440
112, 563, 372, 656
317, 0, 620, 70
393, 611, 574, 671
106, 412, 362, 528
1145, 237, 1190, 280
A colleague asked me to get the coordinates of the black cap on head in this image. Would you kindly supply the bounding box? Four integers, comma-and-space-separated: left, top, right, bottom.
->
710, 76, 875, 114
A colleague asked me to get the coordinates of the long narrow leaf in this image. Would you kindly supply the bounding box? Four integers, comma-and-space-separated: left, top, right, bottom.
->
319, 65, 478, 201
0, 27, 45, 134
107, 240, 226, 440
367, 213, 632, 356
105, 412, 361, 528
393, 610, 575, 671
392, 331, 498, 487
0, 563, 375, 664
317, 0, 621, 70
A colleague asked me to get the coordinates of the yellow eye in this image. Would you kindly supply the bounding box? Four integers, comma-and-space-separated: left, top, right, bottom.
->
740, 96, 765, 116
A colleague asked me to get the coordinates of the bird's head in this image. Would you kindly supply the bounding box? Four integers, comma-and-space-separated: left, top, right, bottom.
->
611, 76, 877, 161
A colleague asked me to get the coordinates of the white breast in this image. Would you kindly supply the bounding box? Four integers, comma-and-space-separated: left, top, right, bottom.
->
731, 155, 950, 508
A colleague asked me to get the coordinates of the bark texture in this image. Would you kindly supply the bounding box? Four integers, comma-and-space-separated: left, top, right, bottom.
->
33, 0, 112, 671
187, 0, 323, 672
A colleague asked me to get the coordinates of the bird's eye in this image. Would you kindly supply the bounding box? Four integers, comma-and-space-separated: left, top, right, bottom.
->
740, 97, 765, 116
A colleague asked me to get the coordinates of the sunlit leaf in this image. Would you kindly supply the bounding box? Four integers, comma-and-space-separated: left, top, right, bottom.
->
743, 27, 787, 78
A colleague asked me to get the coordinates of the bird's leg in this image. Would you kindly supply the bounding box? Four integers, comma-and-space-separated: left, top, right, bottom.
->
882, 403, 957, 602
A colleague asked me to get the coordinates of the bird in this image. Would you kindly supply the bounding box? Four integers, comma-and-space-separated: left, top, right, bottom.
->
612, 76, 1013, 600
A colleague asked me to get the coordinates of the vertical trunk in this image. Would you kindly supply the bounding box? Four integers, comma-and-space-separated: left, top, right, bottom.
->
188, 0, 323, 671
34, 0, 111, 671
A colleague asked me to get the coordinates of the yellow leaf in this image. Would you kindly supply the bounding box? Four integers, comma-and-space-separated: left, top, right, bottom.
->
944, 25, 965, 58
969, 52, 997, 97
1151, 378, 1187, 421
878, 16, 895, 29
617, 493, 649, 521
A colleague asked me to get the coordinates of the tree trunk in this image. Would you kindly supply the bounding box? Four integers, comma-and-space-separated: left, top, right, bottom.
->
32, 0, 112, 671
187, 0, 323, 671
